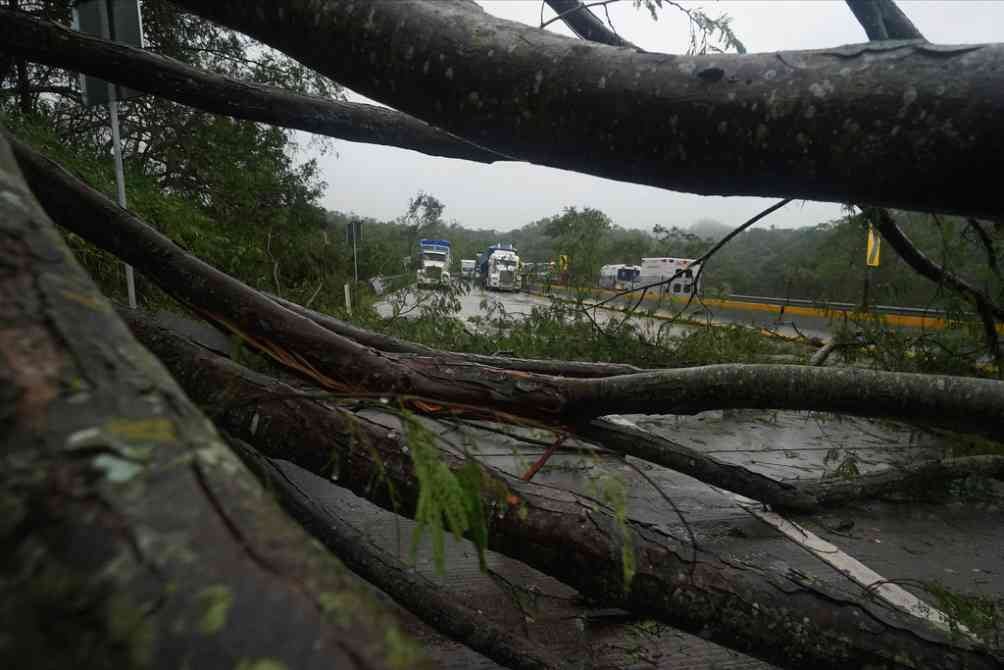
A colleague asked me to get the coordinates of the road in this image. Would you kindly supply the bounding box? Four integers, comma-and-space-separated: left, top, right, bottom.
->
378, 284, 837, 340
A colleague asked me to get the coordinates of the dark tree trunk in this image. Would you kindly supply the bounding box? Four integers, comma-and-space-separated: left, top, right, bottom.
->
5, 0, 31, 115
121, 311, 1003, 670
845, 0, 924, 41
0, 9, 500, 163
11, 134, 1004, 438
172, 0, 1004, 218
0, 133, 421, 670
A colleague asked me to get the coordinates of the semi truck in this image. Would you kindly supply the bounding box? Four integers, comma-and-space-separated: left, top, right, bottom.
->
477, 243, 521, 291
460, 259, 477, 281
417, 238, 452, 288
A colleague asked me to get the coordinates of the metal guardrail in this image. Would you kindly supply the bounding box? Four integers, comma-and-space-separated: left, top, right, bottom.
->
723, 294, 949, 317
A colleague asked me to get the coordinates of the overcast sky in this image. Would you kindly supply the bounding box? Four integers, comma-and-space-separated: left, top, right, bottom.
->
309, 1, 1004, 232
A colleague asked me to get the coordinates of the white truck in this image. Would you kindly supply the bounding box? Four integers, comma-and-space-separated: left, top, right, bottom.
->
599, 264, 642, 290
478, 243, 520, 291
417, 239, 452, 288
460, 259, 477, 282
640, 257, 702, 296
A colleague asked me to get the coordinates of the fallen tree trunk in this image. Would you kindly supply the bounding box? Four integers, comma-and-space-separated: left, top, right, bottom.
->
0, 132, 420, 669
13, 135, 1004, 438
122, 311, 1003, 670
0, 8, 503, 163
269, 292, 646, 378
173, 0, 1004, 218
228, 435, 576, 670
586, 416, 1004, 510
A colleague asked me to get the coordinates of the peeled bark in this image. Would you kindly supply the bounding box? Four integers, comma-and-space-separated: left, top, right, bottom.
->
0, 8, 502, 163
122, 312, 1003, 670
12, 135, 1004, 437
172, 0, 1004, 218
0, 133, 421, 669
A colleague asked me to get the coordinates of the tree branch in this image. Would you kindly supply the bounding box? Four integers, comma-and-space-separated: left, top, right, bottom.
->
11, 134, 1004, 437
542, 0, 641, 49
227, 435, 575, 670
171, 0, 1004, 218
864, 207, 1003, 367
845, 0, 924, 41
120, 313, 1004, 670
0, 8, 504, 163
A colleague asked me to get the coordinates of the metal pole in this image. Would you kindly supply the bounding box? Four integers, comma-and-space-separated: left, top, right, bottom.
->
352, 221, 359, 284
108, 95, 137, 308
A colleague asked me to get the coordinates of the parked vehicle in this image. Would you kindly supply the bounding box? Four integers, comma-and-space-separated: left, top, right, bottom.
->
639, 257, 702, 295
460, 259, 477, 281
417, 239, 452, 287
599, 264, 642, 290
478, 243, 521, 291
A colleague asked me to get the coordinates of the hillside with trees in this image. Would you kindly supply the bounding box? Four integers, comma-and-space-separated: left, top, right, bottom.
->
327, 202, 1002, 310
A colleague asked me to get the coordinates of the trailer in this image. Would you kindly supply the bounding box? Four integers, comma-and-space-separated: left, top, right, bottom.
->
599, 264, 642, 290
639, 257, 702, 296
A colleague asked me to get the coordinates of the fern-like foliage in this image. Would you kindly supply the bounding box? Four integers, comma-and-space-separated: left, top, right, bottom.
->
593, 473, 637, 591
403, 414, 490, 573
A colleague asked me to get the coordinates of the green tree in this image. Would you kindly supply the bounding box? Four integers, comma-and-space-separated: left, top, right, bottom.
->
544, 206, 613, 286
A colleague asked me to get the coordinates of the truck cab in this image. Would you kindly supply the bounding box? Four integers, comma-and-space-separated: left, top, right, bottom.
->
479, 243, 520, 291
460, 259, 476, 281
417, 239, 452, 288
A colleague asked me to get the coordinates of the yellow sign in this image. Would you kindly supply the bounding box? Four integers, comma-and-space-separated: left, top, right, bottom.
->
558, 255, 569, 271
866, 225, 881, 267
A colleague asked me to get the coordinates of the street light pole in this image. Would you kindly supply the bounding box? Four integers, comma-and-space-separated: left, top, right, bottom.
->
108, 94, 136, 308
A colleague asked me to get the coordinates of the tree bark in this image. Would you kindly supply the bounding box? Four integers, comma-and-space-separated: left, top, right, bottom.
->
544, 0, 640, 49
228, 435, 576, 670
11, 134, 1004, 438
0, 8, 503, 163
121, 311, 1003, 670
845, 0, 924, 41
0, 133, 422, 669
172, 0, 1004, 218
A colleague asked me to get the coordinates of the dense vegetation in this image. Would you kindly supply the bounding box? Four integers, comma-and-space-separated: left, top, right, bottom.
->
330, 202, 1002, 311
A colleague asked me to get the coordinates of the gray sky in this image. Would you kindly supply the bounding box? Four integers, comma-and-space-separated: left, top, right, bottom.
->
310, 1, 1004, 232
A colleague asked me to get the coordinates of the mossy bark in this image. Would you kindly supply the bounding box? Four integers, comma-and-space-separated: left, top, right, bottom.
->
0, 133, 423, 670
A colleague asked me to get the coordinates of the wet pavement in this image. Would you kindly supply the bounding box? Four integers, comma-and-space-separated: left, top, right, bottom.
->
377, 285, 841, 340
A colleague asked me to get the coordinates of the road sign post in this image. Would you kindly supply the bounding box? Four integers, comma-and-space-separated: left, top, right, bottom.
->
72, 0, 145, 308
